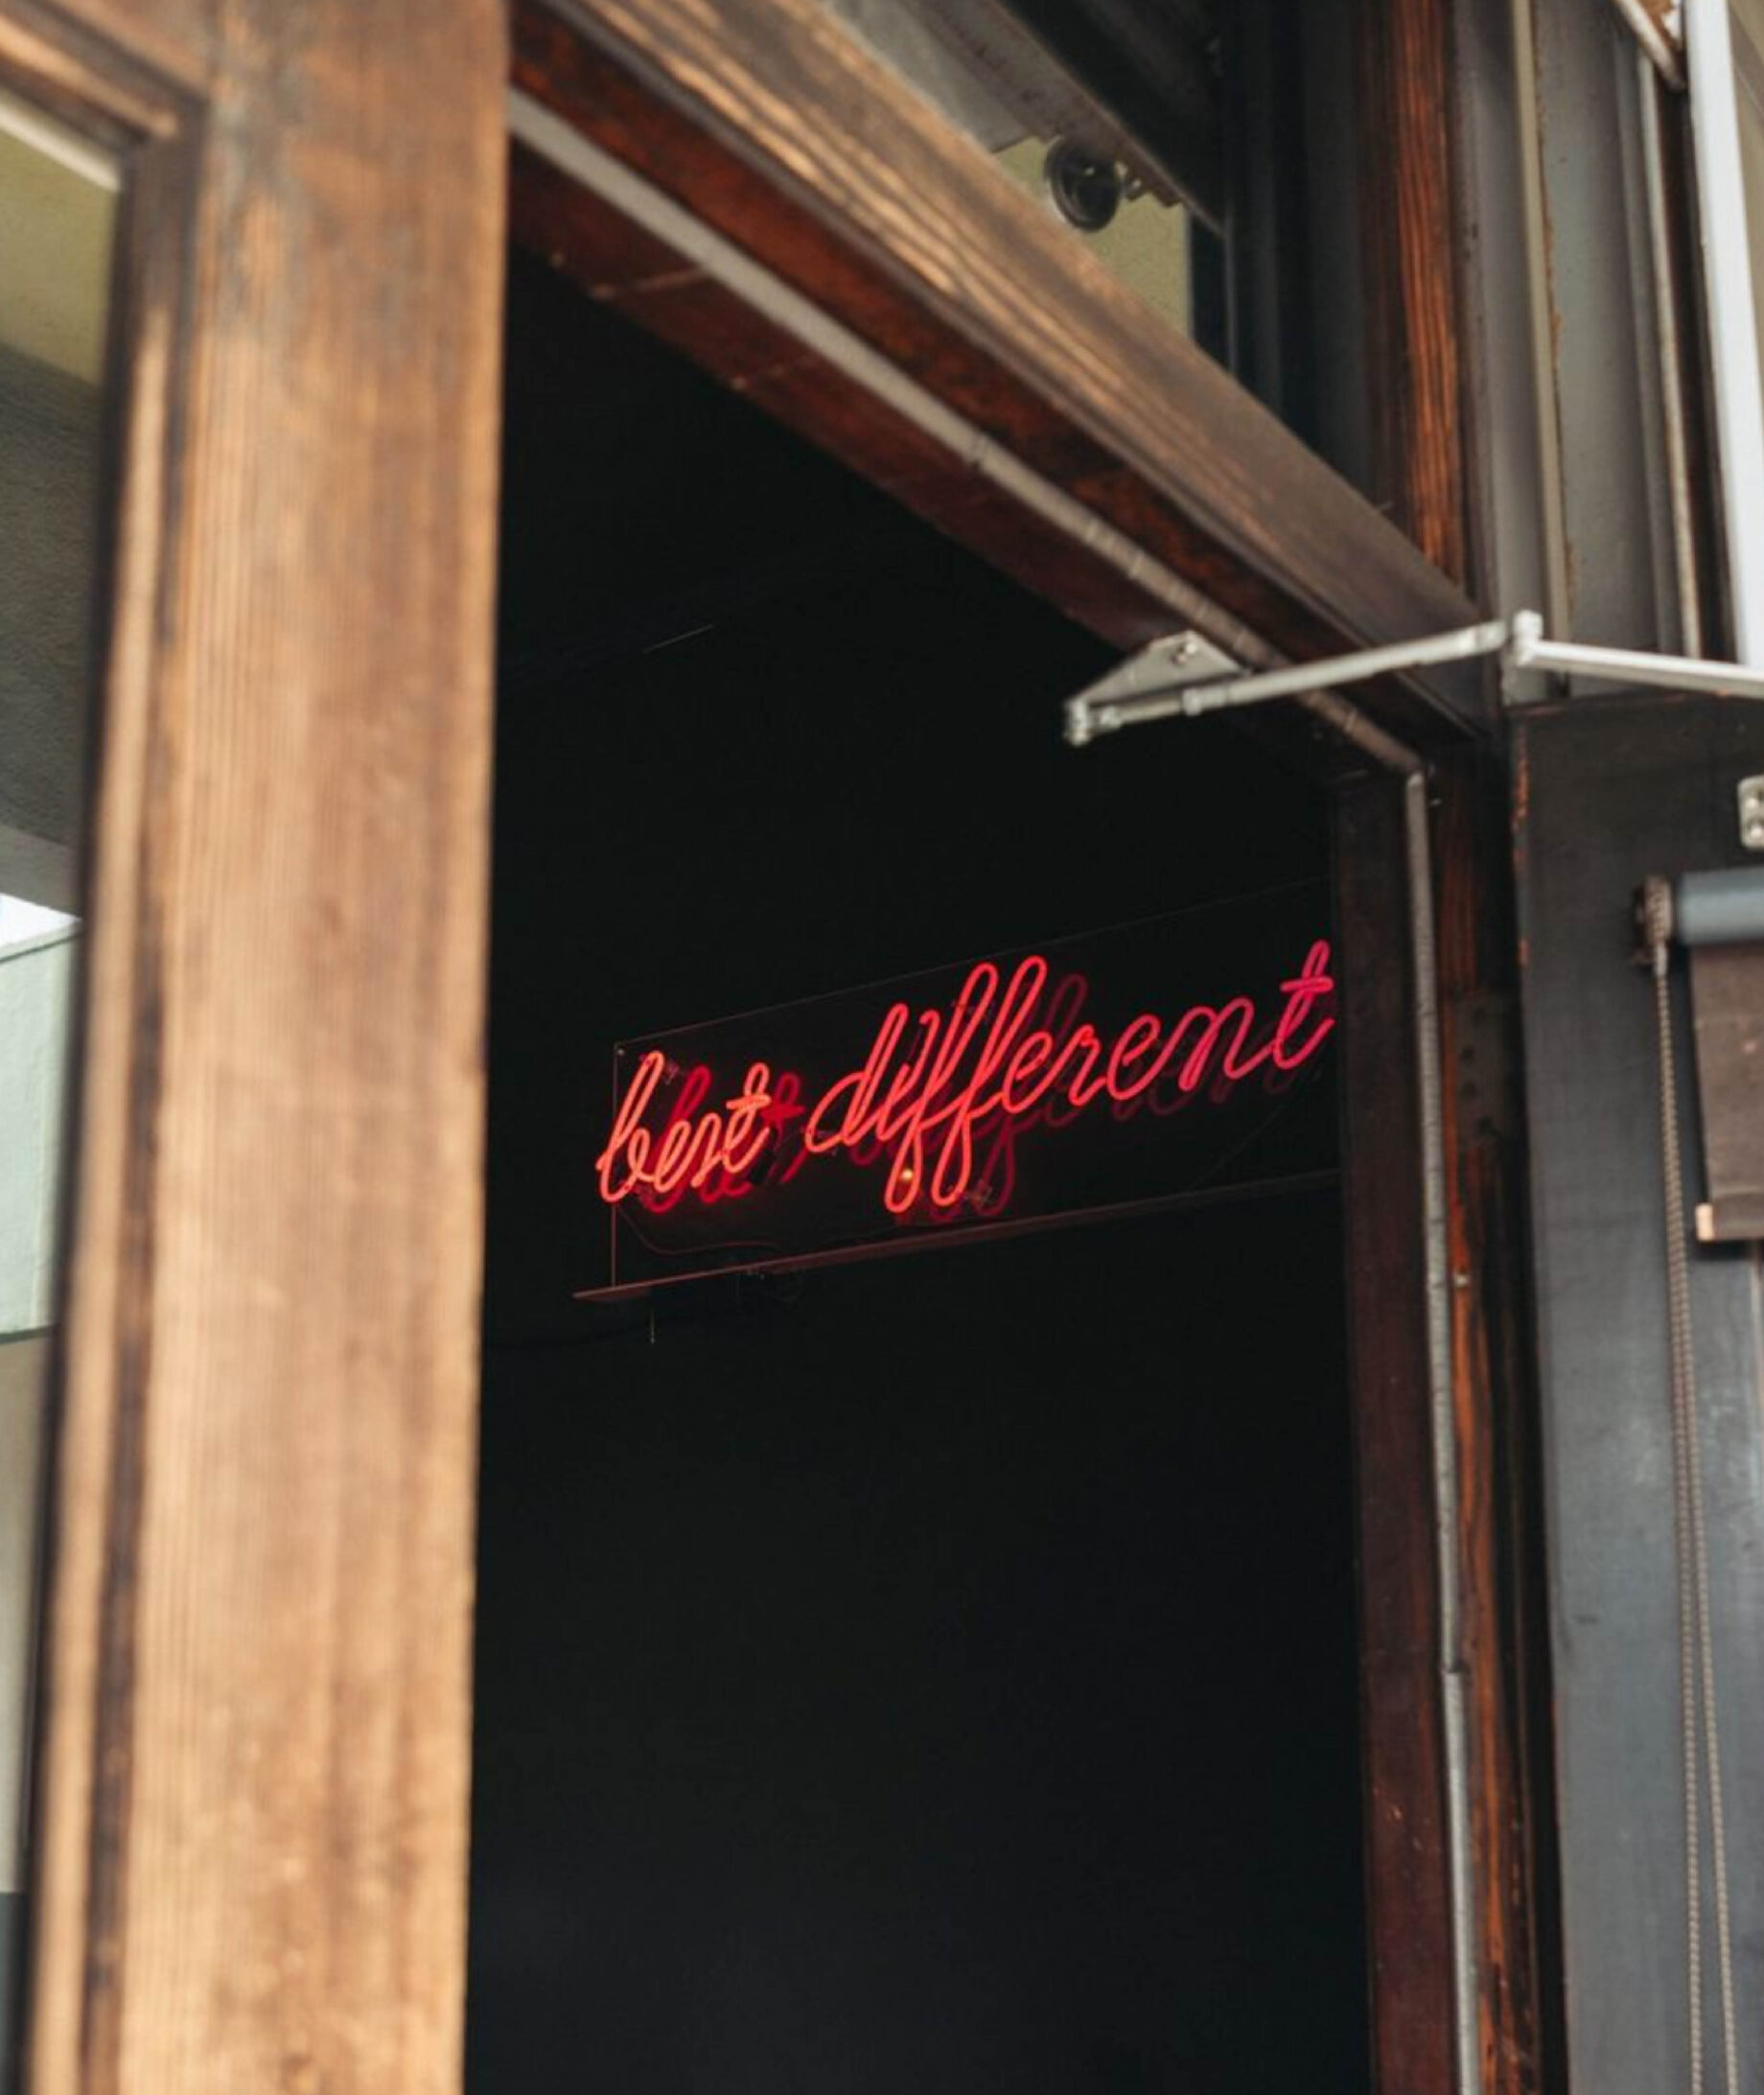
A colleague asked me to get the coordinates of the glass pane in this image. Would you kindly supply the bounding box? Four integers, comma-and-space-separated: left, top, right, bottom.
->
0, 82, 117, 2074
816, 0, 1371, 495
824, 0, 1201, 338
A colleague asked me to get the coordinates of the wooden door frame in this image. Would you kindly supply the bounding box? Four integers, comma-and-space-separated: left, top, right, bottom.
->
2, 3, 503, 2092
506, 5, 1556, 2095
1, 0, 1554, 2091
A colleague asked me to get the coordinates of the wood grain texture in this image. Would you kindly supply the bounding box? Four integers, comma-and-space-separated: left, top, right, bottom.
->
1433, 754, 1562, 2095
1358, 0, 1471, 586
1335, 769, 1559, 2095
1333, 780, 1457, 2095
515, 0, 1489, 743
1351, 7, 1562, 2072
16, 5, 504, 2094
0, 0, 205, 104
0, 7, 184, 146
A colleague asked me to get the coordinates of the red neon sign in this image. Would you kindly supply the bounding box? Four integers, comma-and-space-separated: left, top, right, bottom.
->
596, 940, 1334, 1221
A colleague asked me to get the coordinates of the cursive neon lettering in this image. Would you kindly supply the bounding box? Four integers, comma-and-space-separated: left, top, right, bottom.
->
597, 1050, 666, 1202
999, 1030, 1056, 1113
596, 941, 1336, 1220
595, 1057, 789, 1205
721, 1063, 778, 1179
1105, 1013, 1167, 1099
806, 1004, 917, 1153
1272, 941, 1335, 1067
887, 957, 1048, 1213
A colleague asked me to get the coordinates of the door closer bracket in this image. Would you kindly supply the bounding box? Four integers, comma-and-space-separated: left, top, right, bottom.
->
1062, 608, 1764, 748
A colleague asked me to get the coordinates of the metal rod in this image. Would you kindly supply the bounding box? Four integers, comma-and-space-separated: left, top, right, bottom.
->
1068, 610, 1764, 740
1402, 768, 1484, 2095
1512, 632, 1764, 698
1294, 687, 1429, 775
1611, 0, 1688, 85
1070, 618, 1511, 740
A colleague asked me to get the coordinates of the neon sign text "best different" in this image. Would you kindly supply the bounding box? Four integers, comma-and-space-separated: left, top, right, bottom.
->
595, 940, 1335, 1221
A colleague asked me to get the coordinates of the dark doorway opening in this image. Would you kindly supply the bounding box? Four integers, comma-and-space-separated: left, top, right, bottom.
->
468, 244, 1368, 2093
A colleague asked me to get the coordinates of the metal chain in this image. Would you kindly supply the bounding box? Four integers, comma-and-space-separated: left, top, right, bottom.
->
1648, 889, 1739, 2095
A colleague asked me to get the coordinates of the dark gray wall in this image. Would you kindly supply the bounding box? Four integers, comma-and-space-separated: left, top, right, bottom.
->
1516, 695, 1764, 2093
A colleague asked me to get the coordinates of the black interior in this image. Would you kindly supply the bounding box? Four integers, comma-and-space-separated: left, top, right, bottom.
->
467, 245, 1369, 2093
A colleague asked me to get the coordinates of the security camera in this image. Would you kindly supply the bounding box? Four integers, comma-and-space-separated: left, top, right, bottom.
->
1043, 140, 1123, 231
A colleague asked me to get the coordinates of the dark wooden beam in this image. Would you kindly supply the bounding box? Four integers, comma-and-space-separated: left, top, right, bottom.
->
1433, 751, 1563, 2095
1359, 0, 1472, 587
1356, 0, 1562, 2077
1334, 779, 1457, 2095
514, 0, 1489, 747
